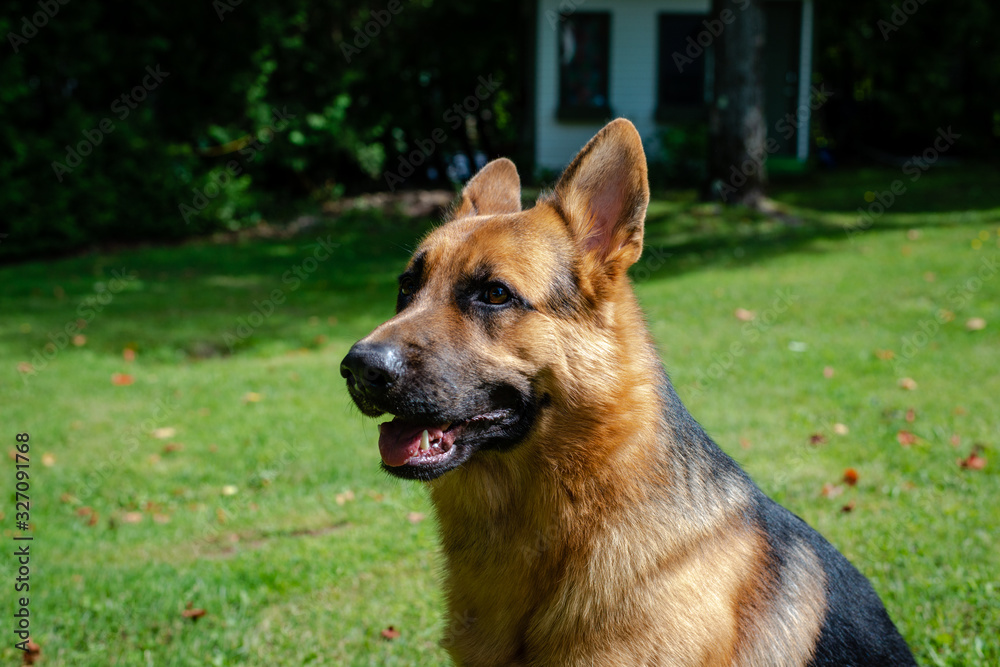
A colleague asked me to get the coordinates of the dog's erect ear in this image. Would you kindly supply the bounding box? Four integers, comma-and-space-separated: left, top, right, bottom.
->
452, 158, 521, 219
553, 118, 649, 269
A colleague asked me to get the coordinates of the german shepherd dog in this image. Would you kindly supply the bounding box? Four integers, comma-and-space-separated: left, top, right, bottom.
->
341, 119, 916, 665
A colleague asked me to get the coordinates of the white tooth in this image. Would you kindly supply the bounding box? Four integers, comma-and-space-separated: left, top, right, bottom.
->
419, 429, 430, 451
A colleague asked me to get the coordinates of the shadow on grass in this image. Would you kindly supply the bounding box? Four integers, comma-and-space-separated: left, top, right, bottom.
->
1, 209, 439, 366
2, 164, 998, 368
767, 162, 1000, 214
638, 162, 1000, 280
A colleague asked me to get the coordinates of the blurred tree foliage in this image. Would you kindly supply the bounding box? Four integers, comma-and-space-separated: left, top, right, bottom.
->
0, 1, 529, 259
814, 0, 1000, 158
0, 0, 996, 259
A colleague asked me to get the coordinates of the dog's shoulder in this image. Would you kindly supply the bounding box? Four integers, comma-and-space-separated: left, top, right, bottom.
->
755, 496, 917, 666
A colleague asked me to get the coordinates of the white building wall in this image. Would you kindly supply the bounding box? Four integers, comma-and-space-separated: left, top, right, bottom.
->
535, 0, 711, 172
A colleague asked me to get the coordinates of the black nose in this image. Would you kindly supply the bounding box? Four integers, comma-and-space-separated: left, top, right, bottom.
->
340, 342, 404, 400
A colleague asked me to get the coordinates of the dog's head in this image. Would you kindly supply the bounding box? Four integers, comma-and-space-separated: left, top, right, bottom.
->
341, 119, 650, 480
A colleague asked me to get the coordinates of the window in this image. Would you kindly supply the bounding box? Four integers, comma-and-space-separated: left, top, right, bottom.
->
657, 13, 712, 121
558, 12, 611, 121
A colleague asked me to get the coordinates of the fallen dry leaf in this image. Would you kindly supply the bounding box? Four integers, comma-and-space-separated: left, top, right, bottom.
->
153, 513, 171, 524
899, 377, 918, 391
182, 608, 207, 621
950, 434, 961, 447
60, 493, 78, 504
875, 349, 895, 360
407, 512, 426, 524
123, 348, 136, 362
243, 392, 263, 403
739, 438, 751, 450
897, 430, 918, 447
111, 373, 134, 386
953, 406, 968, 416
21, 638, 41, 665
72, 334, 87, 346
938, 309, 955, 323
163, 442, 184, 454
958, 452, 987, 470
905, 408, 916, 423
41, 453, 55, 467
823, 366, 835, 379
966, 317, 987, 331
734, 308, 756, 322
152, 427, 176, 439
833, 423, 849, 436
841, 501, 856, 513
809, 433, 828, 446
122, 512, 143, 524
222, 485, 238, 496
76, 506, 94, 517
843, 469, 859, 486
87, 512, 99, 526
907, 229, 921, 240
335, 490, 355, 506
16, 362, 33, 374
381, 626, 401, 640
821, 483, 844, 498
923, 272, 936, 282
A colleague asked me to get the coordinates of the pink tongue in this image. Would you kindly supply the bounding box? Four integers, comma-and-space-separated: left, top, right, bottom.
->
378, 419, 446, 467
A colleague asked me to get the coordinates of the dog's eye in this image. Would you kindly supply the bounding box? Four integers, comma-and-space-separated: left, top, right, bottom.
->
399, 277, 415, 297
484, 284, 509, 305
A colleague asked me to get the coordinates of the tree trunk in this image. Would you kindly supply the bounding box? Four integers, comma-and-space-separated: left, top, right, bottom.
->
707, 0, 767, 207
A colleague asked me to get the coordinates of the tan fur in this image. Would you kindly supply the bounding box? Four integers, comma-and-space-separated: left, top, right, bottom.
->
361, 120, 827, 665
734, 539, 828, 666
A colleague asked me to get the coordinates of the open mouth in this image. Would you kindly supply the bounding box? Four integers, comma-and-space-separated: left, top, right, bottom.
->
377, 411, 508, 469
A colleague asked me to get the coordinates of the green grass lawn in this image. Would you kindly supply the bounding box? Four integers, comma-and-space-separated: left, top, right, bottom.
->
2, 165, 999, 666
